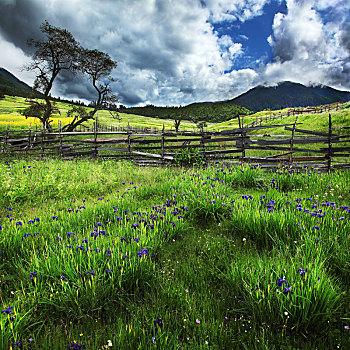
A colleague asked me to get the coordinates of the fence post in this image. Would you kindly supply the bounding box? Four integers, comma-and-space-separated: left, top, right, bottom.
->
238, 115, 245, 162
2, 125, 10, 153
41, 124, 44, 158
27, 127, 32, 156
200, 128, 206, 165
127, 122, 131, 161
327, 113, 332, 172
94, 115, 98, 158
289, 115, 298, 164
59, 120, 63, 158
161, 124, 165, 166
242, 129, 246, 163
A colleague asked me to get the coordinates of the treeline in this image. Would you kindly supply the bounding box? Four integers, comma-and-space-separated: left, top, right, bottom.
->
121, 101, 252, 123
52, 96, 88, 107
0, 84, 42, 99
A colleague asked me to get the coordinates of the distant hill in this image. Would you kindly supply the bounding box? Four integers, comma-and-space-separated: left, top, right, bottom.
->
122, 101, 251, 123
0, 67, 36, 98
229, 81, 350, 111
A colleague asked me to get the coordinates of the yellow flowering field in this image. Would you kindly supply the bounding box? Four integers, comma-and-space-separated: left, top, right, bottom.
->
0, 114, 74, 129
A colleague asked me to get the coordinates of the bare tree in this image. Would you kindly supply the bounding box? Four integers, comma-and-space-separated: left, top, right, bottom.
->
173, 113, 183, 133
21, 21, 80, 132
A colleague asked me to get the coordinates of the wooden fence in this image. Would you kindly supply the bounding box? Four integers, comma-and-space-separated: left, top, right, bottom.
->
25, 122, 166, 135
245, 102, 344, 128
1, 113, 349, 170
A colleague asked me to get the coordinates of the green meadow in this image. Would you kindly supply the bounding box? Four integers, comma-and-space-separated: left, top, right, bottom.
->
1, 95, 349, 135
0, 95, 350, 348
0, 96, 198, 132
0, 158, 349, 349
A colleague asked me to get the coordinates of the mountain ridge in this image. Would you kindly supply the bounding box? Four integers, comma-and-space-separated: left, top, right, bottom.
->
227, 81, 350, 111
1, 67, 349, 115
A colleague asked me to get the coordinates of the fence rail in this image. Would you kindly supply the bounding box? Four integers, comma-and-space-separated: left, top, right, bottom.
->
244, 102, 344, 128
1, 113, 349, 170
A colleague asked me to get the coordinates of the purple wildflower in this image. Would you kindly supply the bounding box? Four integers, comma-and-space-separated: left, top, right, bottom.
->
297, 268, 307, 277
29, 272, 38, 279
277, 278, 287, 287
12, 340, 23, 349
283, 286, 293, 295
1, 306, 13, 314
67, 341, 86, 349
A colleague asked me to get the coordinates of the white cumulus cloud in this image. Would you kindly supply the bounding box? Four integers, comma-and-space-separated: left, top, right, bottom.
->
264, 0, 350, 89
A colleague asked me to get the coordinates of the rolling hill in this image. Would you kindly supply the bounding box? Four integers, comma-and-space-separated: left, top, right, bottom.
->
229, 81, 350, 111
0, 67, 35, 98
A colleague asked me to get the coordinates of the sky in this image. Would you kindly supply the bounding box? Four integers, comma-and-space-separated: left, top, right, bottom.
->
0, 0, 349, 106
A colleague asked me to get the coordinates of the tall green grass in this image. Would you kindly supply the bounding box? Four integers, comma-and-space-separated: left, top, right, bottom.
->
0, 159, 349, 349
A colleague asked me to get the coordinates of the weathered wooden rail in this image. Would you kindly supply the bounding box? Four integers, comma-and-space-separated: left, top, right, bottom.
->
245, 102, 344, 128
1, 114, 349, 170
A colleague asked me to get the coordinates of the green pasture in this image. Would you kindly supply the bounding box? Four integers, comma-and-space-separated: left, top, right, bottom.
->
0, 95, 199, 132
0, 158, 349, 349
1, 95, 349, 135
1, 95, 349, 165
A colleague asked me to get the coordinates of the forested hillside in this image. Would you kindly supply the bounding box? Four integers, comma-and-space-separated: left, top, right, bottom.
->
121, 101, 251, 123
0, 68, 37, 98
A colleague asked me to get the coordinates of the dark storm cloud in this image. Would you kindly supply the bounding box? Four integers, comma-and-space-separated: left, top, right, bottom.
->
118, 91, 144, 105
0, 0, 265, 105
128, 47, 178, 76
0, 0, 349, 106
264, 0, 350, 91
55, 71, 97, 101
179, 86, 195, 95
327, 21, 350, 88
0, 0, 46, 53
272, 38, 295, 62
339, 22, 350, 52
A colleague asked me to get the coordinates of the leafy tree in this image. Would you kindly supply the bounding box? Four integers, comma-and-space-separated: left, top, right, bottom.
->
171, 112, 184, 132
21, 21, 80, 131
21, 21, 118, 132
189, 115, 207, 132
63, 48, 118, 131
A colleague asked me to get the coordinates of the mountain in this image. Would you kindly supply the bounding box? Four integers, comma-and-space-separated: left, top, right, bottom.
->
229, 81, 350, 111
122, 81, 350, 120
0, 67, 34, 98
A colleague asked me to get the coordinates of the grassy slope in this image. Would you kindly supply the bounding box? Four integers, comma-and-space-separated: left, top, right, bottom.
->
211, 102, 350, 132
0, 96, 198, 131
1, 95, 350, 134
